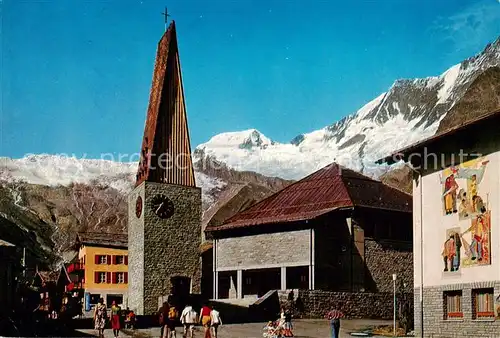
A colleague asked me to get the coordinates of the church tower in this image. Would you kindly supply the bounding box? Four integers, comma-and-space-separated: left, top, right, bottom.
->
128, 21, 201, 315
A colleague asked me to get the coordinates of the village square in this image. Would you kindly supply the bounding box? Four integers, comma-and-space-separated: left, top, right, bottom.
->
1, 1, 500, 338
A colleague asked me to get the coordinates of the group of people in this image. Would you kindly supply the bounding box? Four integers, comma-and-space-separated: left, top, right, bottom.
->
159, 302, 222, 338
263, 307, 294, 338
93, 298, 136, 338
263, 307, 343, 338
263, 307, 293, 338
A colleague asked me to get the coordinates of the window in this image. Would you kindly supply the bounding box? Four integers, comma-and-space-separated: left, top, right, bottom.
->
89, 294, 100, 305
106, 294, 123, 307
99, 272, 106, 283
111, 272, 128, 284
245, 277, 252, 285
444, 291, 463, 319
95, 272, 109, 284
473, 288, 494, 319
96, 255, 107, 264
114, 255, 124, 264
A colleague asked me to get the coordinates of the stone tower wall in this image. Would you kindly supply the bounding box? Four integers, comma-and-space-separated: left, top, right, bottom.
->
128, 181, 202, 315
128, 184, 145, 314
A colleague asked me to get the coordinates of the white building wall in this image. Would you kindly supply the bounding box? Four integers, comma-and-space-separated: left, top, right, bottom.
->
413, 151, 500, 288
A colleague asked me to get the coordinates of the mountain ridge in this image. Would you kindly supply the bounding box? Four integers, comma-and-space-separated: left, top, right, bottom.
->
194, 37, 500, 179
1, 37, 499, 266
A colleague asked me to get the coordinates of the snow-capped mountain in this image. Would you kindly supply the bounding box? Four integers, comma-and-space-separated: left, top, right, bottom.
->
0, 38, 498, 264
194, 38, 500, 180
0, 155, 226, 206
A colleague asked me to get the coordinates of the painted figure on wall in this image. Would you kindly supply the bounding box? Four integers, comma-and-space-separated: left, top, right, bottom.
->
442, 174, 459, 215
461, 211, 491, 266
441, 157, 491, 272
458, 189, 473, 218
441, 158, 488, 218
442, 228, 462, 272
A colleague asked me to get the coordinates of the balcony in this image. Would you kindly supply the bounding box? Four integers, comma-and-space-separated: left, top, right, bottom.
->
67, 263, 85, 274
66, 281, 84, 292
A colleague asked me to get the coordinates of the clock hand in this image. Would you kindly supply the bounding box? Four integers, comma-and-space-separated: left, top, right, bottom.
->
156, 202, 164, 214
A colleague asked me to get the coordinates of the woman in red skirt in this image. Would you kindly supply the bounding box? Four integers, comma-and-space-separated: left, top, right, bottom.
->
110, 301, 121, 338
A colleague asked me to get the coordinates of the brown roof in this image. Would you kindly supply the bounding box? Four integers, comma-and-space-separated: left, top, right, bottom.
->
77, 232, 127, 249
376, 108, 500, 165
135, 20, 196, 187
37, 270, 60, 283
206, 163, 411, 232
0, 239, 15, 246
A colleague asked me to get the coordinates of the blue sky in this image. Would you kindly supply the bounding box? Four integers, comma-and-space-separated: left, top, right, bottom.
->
2, 0, 499, 159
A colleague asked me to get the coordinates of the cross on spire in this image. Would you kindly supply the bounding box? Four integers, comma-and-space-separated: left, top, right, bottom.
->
162, 7, 171, 32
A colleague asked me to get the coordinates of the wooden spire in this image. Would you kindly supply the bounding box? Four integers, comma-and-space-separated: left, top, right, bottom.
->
135, 21, 196, 187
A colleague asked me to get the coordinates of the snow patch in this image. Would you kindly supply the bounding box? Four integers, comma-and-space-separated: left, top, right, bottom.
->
437, 64, 461, 104
0, 155, 227, 206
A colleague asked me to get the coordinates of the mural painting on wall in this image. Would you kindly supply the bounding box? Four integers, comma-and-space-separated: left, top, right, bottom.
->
441, 157, 491, 272
496, 294, 500, 319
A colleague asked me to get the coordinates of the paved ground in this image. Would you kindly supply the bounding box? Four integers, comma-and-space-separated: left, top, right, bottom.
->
77, 319, 398, 337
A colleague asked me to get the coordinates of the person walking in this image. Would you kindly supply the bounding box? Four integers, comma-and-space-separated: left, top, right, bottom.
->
209, 305, 222, 338
199, 303, 212, 338
167, 303, 178, 338
110, 301, 121, 338
159, 302, 170, 338
283, 308, 293, 337
180, 304, 197, 338
325, 308, 344, 338
93, 298, 107, 338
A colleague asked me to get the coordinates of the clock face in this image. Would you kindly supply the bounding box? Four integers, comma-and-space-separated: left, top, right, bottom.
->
151, 194, 174, 219
135, 196, 143, 218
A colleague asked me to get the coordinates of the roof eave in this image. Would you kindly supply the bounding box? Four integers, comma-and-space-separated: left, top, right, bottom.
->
375, 108, 500, 165
206, 206, 354, 233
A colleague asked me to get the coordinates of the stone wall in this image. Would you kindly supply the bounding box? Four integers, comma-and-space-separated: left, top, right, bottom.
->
364, 238, 413, 293
414, 281, 500, 338
128, 184, 145, 314
128, 182, 202, 315
215, 229, 311, 270
291, 290, 413, 320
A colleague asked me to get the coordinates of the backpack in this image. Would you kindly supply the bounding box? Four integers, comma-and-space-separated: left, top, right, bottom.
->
168, 307, 177, 320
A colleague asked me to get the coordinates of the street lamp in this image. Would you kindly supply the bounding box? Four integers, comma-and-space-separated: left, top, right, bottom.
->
393, 273, 397, 337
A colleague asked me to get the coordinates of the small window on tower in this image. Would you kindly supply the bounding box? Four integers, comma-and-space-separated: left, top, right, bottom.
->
99, 272, 106, 283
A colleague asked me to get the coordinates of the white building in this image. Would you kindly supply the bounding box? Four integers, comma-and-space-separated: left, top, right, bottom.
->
378, 109, 500, 337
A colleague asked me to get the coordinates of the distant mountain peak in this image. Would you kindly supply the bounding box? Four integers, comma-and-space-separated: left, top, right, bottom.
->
198, 129, 274, 151
193, 38, 500, 180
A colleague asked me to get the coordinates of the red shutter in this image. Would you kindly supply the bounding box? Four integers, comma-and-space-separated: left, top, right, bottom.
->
112, 255, 117, 265
112, 272, 117, 284
106, 272, 111, 283
124, 256, 128, 265
94, 272, 100, 283
95, 255, 99, 264
107, 255, 111, 265
124, 272, 128, 284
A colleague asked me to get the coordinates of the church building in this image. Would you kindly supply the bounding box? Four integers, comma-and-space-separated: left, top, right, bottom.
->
377, 109, 500, 337
206, 163, 413, 303
128, 21, 202, 315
